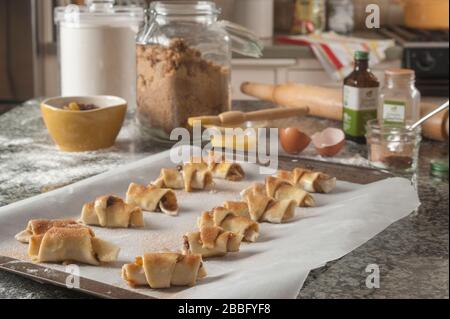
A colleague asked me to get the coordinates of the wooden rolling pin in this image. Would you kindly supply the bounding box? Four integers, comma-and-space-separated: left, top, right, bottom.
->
188, 106, 309, 127
241, 82, 343, 120
421, 102, 449, 141
241, 82, 449, 141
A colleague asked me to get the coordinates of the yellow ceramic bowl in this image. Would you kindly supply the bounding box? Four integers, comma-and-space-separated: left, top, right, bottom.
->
41, 96, 127, 152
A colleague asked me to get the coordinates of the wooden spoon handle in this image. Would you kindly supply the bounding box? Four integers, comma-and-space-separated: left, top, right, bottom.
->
188, 106, 309, 127
188, 115, 221, 127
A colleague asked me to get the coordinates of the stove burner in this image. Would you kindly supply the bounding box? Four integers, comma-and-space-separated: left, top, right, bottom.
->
379, 26, 449, 97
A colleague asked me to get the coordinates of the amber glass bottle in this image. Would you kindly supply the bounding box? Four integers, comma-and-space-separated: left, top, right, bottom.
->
343, 51, 380, 144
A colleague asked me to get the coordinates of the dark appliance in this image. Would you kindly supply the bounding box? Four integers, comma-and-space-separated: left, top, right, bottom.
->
380, 26, 449, 97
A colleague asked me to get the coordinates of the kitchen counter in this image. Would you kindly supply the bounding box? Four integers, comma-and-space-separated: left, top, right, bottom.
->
0, 100, 448, 299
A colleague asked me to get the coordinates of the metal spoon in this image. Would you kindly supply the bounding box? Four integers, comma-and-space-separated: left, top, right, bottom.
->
409, 101, 449, 130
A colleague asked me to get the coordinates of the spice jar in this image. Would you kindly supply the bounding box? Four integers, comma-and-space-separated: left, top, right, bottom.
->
292, 0, 326, 34
366, 119, 422, 175
378, 68, 421, 125
136, 1, 262, 142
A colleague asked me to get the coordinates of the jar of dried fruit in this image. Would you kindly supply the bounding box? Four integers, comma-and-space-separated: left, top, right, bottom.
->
136, 1, 262, 143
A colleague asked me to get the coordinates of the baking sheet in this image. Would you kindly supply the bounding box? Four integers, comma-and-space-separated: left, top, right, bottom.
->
0, 148, 420, 299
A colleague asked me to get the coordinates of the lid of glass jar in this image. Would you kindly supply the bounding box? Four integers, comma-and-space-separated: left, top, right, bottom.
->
385, 68, 415, 79
150, 1, 221, 16
54, 0, 144, 26
141, 1, 263, 58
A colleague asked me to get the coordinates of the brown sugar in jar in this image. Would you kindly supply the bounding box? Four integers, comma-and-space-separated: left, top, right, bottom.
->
136, 38, 231, 136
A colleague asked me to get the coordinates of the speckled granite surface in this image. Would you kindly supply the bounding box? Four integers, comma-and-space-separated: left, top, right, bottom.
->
0, 100, 448, 299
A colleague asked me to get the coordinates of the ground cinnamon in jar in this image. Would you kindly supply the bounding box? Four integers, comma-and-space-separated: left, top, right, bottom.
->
136, 38, 231, 136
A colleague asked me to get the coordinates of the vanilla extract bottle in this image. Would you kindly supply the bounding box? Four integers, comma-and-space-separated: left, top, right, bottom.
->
343, 51, 380, 144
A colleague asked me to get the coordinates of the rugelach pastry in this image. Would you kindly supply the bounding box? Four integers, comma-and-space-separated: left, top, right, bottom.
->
126, 183, 179, 216
80, 195, 144, 228
238, 184, 297, 223
265, 176, 315, 207
15, 219, 81, 243
152, 163, 214, 192
28, 226, 119, 265
197, 206, 259, 242
204, 152, 245, 181
122, 252, 207, 289
277, 168, 336, 193
183, 226, 243, 258
222, 201, 250, 217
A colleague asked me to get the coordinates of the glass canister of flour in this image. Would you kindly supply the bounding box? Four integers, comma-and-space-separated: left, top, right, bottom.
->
55, 0, 144, 109
135, 1, 263, 143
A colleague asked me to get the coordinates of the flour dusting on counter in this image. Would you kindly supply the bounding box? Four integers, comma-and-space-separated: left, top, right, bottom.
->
0, 101, 165, 206
0, 100, 370, 207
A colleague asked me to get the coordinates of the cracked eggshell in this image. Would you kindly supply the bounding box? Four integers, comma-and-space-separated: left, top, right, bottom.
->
279, 128, 312, 155
311, 128, 345, 157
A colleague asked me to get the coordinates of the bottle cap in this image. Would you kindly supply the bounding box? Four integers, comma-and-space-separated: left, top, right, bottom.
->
430, 160, 449, 178
385, 68, 415, 80
354, 51, 369, 60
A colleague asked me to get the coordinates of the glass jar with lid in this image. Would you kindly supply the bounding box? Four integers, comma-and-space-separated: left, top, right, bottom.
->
55, 0, 144, 109
378, 68, 421, 125
135, 1, 262, 143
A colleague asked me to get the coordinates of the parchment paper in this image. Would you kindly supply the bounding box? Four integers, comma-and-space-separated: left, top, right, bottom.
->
0, 148, 420, 299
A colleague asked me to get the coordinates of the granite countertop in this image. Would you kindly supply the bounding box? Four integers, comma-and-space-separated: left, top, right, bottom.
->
0, 100, 448, 299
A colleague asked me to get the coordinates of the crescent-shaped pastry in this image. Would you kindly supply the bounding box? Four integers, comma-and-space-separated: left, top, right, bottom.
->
239, 183, 272, 221
277, 168, 336, 193
122, 252, 207, 289
222, 201, 250, 217
80, 195, 144, 228
239, 185, 296, 223
206, 153, 245, 181
126, 183, 178, 216
183, 226, 243, 258
209, 161, 245, 181
15, 219, 81, 243
265, 176, 315, 207
28, 226, 120, 265
190, 152, 245, 181
263, 199, 297, 223
152, 164, 214, 192
197, 207, 259, 242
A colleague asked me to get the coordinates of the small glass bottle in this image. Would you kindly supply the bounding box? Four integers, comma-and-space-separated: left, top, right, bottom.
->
378, 68, 421, 125
343, 51, 380, 144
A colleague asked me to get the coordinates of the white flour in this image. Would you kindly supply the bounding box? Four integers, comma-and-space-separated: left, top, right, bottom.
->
59, 23, 140, 108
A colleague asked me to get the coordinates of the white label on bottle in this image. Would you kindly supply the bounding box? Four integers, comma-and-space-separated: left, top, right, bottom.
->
343, 86, 379, 111
343, 85, 379, 136
383, 100, 406, 124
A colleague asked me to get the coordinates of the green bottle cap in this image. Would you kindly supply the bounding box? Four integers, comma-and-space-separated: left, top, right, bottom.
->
430, 160, 449, 178
431, 160, 449, 172
354, 51, 369, 60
